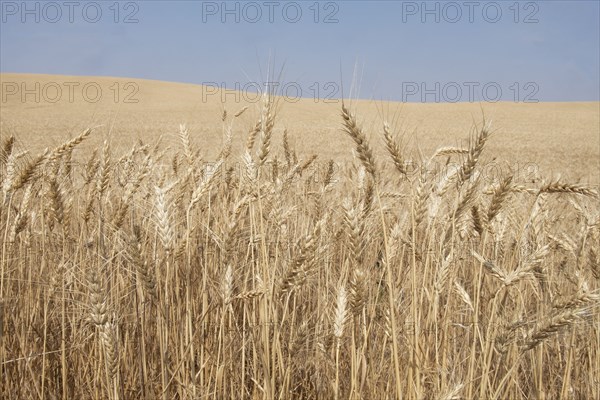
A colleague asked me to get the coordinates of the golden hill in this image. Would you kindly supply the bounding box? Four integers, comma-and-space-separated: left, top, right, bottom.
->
1, 73, 598, 184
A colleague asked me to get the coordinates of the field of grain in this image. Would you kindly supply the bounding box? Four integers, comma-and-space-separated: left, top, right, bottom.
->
1, 74, 599, 399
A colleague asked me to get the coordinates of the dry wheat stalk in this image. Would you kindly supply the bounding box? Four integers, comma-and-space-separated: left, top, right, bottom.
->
222, 196, 250, 264
8, 183, 33, 243
383, 122, 406, 176
455, 179, 479, 224
435, 163, 460, 197
154, 183, 175, 251
432, 147, 469, 158
454, 281, 474, 312
539, 181, 598, 198
282, 128, 292, 168
589, 246, 600, 280
333, 286, 348, 340
48, 178, 65, 226
9, 151, 46, 193
341, 104, 377, 179
246, 120, 261, 152
459, 123, 491, 183
343, 198, 366, 266
322, 160, 336, 191
349, 267, 368, 317
414, 174, 431, 227
130, 225, 156, 300
48, 128, 92, 166
96, 140, 111, 198
552, 284, 599, 310
88, 268, 108, 327
179, 124, 194, 168
222, 264, 234, 306
0, 135, 15, 168
280, 217, 325, 293
487, 175, 513, 223
257, 95, 276, 166
234, 106, 248, 118
361, 178, 374, 219
100, 320, 120, 380
522, 306, 591, 351
471, 205, 484, 236
84, 149, 100, 185
188, 160, 223, 211
545, 234, 574, 259
472, 251, 506, 283
434, 252, 454, 296
235, 286, 266, 301
1, 149, 26, 203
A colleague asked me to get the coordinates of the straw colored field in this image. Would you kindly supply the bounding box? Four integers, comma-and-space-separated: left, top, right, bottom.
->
1, 73, 599, 399
1, 73, 599, 184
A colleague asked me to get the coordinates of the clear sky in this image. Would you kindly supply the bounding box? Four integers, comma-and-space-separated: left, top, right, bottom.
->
1, 0, 599, 102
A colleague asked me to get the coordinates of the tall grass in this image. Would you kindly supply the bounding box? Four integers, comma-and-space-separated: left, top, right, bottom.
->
1, 97, 599, 399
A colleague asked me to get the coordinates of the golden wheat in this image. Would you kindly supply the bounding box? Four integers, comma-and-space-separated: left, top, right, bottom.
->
1, 100, 598, 400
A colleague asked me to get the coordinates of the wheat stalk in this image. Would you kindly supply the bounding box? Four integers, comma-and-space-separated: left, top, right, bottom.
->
522, 307, 591, 352
341, 104, 377, 179
539, 181, 598, 198
459, 123, 491, 183
487, 175, 513, 223
383, 122, 406, 175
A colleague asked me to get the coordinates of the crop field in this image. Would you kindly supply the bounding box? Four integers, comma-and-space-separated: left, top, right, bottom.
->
1, 74, 599, 399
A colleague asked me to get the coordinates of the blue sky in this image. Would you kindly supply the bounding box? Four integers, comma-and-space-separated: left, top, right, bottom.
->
1, 0, 599, 102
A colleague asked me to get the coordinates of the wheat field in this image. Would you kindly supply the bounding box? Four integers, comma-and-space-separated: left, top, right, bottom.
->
1, 74, 599, 399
